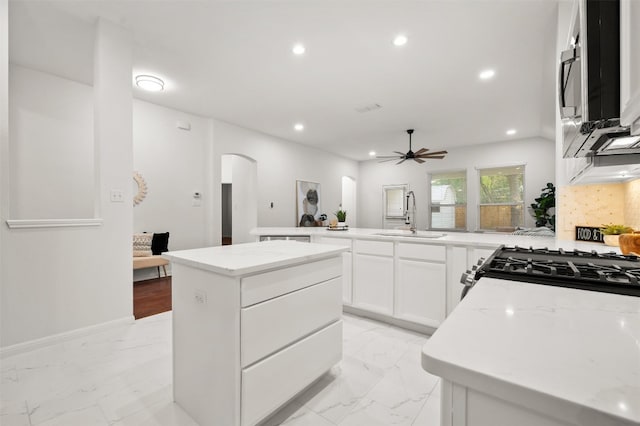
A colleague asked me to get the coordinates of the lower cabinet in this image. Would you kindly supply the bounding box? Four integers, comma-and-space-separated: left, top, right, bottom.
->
314, 237, 353, 305
353, 253, 394, 314
396, 259, 446, 327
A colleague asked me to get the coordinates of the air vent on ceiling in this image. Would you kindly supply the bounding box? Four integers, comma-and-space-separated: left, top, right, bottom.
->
355, 103, 382, 113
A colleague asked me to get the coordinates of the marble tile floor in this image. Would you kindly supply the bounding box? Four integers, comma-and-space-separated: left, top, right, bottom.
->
0, 312, 441, 426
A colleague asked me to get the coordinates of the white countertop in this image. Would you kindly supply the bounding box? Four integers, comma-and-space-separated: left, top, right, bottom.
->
163, 240, 348, 276
421, 277, 640, 426
252, 227, 620, 252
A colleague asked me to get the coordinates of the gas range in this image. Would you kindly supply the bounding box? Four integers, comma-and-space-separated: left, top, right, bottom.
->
461, 245, 640, 298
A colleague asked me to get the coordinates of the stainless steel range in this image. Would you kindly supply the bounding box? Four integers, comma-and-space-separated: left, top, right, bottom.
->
461, 245, 640, 299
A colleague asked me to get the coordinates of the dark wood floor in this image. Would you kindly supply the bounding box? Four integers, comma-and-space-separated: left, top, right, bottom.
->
133, 276, 172, 320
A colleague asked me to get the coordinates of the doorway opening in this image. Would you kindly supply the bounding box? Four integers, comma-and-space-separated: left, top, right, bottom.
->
221, 154, 258, 245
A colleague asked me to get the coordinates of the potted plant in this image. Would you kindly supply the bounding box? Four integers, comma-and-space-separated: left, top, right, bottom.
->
600, 224, 634, 246
334, 209, 347, 227
530, 183, 555, 231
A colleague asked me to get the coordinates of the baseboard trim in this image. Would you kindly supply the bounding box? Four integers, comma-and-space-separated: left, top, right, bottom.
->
0, 315, 135, 359
343, 305, 437, 336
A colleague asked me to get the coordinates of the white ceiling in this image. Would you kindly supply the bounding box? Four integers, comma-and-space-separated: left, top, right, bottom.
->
9, 0, 560, 161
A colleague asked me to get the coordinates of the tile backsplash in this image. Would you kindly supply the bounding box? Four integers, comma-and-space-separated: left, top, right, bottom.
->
624, 178, 640, 231
557, 179, 639, 240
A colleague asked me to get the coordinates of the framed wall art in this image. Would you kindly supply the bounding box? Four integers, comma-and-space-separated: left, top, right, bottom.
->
296, 180, 321, 227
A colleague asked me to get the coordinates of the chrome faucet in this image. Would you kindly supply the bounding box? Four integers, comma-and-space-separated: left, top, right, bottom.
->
405, 191, 417, 234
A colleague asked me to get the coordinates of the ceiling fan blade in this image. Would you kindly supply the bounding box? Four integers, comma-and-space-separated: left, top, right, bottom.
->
396, 159, 406, 165
376, 155, 403, 159
378, 158, 400, 163
414, 148, 429, 155
416, 155, 446, 159
420, 150, 448, 156
393, 151, 406, 155
414, 158, 426, 163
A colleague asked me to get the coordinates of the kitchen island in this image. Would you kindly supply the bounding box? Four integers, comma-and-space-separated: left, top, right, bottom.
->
163, 240, 348, 426
252, 227, 614, 333
421, 277, 640, 426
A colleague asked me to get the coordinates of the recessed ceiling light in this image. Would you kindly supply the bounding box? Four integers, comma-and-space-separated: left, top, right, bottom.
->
292, 44, 306, 55
135, 75, 164, 92
294, 123, 304, 131
506, 129, 517, 135
393, 35, 408, 46
369, 151, 376, 156
479, 69, 495, 80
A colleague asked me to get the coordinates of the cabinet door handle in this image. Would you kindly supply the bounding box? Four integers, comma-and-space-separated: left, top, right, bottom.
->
558, 47, 580, 119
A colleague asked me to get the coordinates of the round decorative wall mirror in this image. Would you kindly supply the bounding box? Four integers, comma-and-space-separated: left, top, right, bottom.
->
133, 171, 147, 206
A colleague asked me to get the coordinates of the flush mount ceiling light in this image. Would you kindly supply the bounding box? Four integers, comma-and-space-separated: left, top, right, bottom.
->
479, 69, 495, 80
506, 129, 517, 135
377, 129, 448, 165
292, 44, 306, 55
369, 151, 376, 156
393, 35, 408, 46
294, 123, 304, 131
135, 75, 164, 92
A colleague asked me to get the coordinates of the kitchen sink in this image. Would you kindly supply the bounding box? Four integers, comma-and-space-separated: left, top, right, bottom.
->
374, 231, 446, 239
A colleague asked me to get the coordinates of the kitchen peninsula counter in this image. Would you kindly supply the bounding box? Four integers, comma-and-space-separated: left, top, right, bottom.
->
163, 240, 347, 426
421, 277, 640, 426
252, 227, 611, 251
251, 228, 622, 333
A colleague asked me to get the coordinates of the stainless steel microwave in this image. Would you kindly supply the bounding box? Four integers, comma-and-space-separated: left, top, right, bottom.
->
559, 0, 639, 159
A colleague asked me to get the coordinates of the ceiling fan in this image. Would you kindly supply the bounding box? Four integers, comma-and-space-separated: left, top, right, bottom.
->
377, 129, 448, 164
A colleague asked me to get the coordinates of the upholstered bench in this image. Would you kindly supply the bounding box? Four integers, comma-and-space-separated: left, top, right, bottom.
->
133, 255, 169, 278
133, 232, 170, 278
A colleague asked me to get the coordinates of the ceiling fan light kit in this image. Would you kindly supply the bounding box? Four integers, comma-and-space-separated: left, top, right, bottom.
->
377, 129, 448, 164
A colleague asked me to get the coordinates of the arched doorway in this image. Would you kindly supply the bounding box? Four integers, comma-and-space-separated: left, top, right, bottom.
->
221, 154, 258, 244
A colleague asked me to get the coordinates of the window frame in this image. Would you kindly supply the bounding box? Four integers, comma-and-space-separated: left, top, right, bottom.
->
476, 164, 526, 232
428, 170, 467, 231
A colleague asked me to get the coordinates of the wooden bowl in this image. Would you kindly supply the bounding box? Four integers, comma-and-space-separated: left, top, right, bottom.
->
619, 233, 640, 256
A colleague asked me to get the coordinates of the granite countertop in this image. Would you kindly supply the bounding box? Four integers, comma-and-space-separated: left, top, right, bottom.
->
421, 277, 640, 426
252, 227, 619, 252
163, 240, 348, 276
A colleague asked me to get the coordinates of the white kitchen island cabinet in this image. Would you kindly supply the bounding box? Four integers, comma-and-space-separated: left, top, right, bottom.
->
163, 240, 348, 426
422, 278, 640, 426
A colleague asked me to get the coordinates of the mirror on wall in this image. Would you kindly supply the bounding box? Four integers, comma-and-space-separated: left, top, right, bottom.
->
383, 184, 408, 218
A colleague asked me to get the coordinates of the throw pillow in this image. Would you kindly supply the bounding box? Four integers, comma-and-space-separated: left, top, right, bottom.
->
151, 232, 170, 255
133, 233, 153, 257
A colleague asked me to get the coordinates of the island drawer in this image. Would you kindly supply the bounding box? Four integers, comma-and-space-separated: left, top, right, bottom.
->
241, 277, 342, 367
354, 239, 393, 257
241, 257, 341, 307
397, 243, 446, 262
241, 320, 342, 426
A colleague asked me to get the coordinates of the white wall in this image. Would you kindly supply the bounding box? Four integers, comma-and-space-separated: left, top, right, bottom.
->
211, 120, 359, 245
1, 19, 133, 348
341, 176, 357, 227
9, 64, 94, 219
231, 154, 257, 244
358, 137, 556, 231
133, 100, 210, 252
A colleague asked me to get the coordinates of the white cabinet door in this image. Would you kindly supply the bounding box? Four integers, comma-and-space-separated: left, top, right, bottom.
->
342, 252, 353, 304
353, 253, 394, 314
397, 259, 446, 327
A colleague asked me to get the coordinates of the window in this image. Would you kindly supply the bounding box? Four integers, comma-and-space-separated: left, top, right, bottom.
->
478, 165, 525, 231
430, 171, 466, 230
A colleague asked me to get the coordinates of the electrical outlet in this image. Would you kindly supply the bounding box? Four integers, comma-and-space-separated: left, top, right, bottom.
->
110, 190, 124, 203
194, 290, 207, 304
